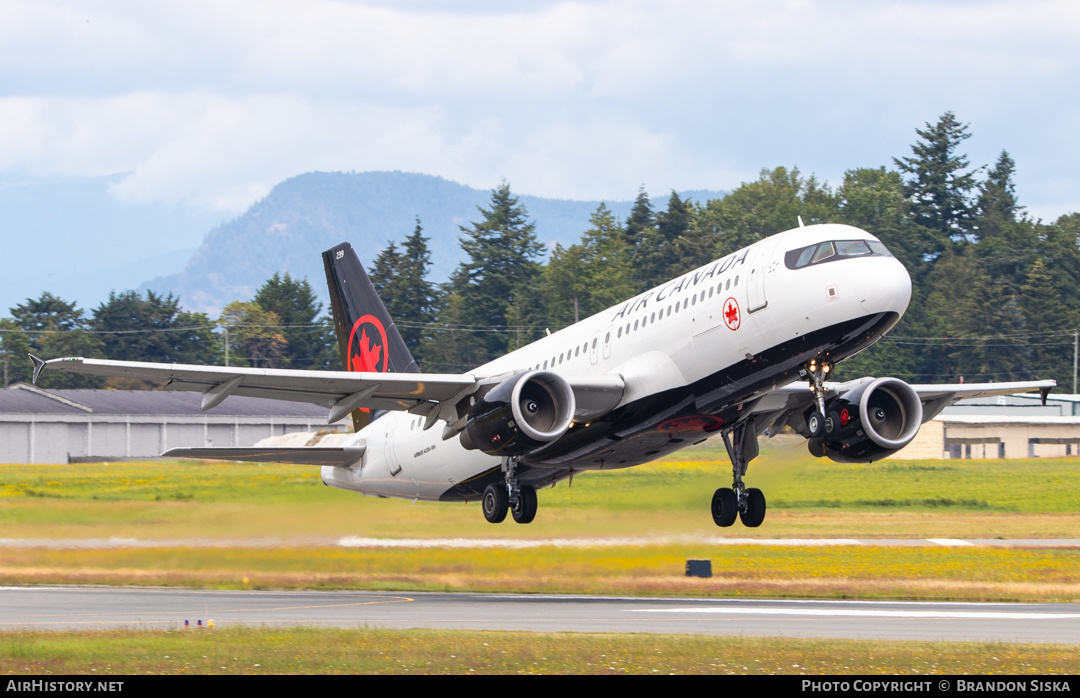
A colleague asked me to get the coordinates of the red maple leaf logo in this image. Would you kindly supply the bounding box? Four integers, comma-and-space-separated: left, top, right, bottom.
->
724, 298, 740, 330
351, 327, 382, 372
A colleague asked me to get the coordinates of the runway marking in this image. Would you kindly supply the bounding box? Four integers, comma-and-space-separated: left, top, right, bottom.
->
337, 536, 867, 548
629, 608, 1080, 620
1, 537, 1078, 549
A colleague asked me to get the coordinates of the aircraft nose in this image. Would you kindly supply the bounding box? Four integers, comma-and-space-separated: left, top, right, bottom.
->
858, 257, 912, 315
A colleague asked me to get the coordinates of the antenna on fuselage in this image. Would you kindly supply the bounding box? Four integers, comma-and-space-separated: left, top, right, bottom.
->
798, 216, 805, 228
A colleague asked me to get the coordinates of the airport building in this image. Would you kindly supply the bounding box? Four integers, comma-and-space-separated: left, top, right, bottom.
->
893, 393, 1080, 460
0, 383, 347, 464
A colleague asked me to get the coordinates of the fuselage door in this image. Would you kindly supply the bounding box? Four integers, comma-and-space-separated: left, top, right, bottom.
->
589, 330, 600, 365
385, 428, 401, 476
747, 237, 779, 314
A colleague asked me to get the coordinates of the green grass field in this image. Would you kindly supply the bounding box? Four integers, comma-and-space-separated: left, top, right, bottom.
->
1, 441, 1078, 601
2, 627, 1076, 675
2, 443, 1079, 674
2, 439, 1079, 540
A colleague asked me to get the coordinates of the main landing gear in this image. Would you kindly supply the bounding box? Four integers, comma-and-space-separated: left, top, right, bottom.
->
712, 416, 767, 528
482, 456, 537, 524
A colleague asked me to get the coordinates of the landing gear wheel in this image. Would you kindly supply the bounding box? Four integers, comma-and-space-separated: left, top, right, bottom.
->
511, 485, 537, 524
807, 411, 826, 438
807, 438, 825, 458
711, 488, 738, 527
739, 488, 766, 527
825, 410, 840, 436
482, 483, 508, 524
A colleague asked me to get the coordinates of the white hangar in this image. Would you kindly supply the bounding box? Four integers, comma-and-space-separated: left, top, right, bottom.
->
0, 383, 347, 464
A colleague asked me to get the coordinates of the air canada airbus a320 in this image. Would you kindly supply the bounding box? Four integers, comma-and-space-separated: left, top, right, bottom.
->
33, 223, 1054, 527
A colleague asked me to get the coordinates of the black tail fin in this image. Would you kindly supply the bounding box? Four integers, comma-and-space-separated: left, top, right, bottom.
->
323, 242, 419, 430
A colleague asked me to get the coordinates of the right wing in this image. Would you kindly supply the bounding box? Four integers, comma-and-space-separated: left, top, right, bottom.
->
749, 377, 1056, 437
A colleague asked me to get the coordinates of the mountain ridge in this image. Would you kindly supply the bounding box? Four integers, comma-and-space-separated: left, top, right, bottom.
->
143, 171, 725, 314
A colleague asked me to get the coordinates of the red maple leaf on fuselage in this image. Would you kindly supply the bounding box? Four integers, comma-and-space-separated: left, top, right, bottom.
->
351, 327, 383, 372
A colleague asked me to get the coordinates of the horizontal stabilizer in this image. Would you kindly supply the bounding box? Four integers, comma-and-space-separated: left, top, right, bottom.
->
162, 445, 365, 466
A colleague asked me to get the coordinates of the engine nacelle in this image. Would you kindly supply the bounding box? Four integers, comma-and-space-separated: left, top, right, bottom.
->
816, 377, 923, 463
460, 370, 576, 456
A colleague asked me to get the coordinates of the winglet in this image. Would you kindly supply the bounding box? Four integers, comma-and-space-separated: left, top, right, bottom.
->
29, 354, 45, 384
1040, 386, 1051, 406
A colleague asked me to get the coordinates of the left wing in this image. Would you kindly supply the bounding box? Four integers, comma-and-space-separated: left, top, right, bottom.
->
32, 355, 480, 425
31, 355, 626, 428
750, 377, 1056, 437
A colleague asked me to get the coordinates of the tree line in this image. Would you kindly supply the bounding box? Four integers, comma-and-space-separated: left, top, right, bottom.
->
4, 112, 1080, 391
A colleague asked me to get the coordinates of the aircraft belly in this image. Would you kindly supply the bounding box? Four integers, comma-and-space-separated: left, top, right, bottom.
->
526, 312, 899, 470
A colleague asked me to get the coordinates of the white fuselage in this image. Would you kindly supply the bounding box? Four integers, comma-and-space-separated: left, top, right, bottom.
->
321, 223, 912, 501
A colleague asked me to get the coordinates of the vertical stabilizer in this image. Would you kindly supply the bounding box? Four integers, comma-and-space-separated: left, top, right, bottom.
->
323, 242, 419, 430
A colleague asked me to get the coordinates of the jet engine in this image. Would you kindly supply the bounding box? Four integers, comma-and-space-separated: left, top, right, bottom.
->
813, 377, 924, 463
460, 370, 576, 456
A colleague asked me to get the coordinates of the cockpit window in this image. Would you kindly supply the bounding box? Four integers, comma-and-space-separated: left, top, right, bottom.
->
810, 242, 835, 264
835, 240, 872, 257
785, 239, 894, 270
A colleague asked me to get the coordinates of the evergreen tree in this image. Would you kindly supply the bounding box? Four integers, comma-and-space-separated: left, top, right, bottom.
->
969, 152, 1040, 294
1020, 259, 1079, 388
975, 150, 1021, 240
396, 220, 438, 361
254, 273, 333, 369
0, 318, 32, 386
544, 203, 634, 329
91, 290, 220, 367
893, 112, 978, 246
624, 185, 656, 248
368, 221, 439, 366
922, 246, 1029, 382
837, 167, 933, 279
633, 192, 692, 290
454, 182, 545, 364
368, 243, 402, 312
8, 292, 104, 388
700, 167, 838, 254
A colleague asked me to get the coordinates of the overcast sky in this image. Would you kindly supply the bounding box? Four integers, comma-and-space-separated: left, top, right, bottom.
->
2, 0, 1078, 222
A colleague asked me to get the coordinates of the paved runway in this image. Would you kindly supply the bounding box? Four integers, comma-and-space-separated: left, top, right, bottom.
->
2, 587, 1078, 643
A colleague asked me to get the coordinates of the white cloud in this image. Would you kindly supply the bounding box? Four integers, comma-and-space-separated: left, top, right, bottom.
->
0, 0, 1078, 216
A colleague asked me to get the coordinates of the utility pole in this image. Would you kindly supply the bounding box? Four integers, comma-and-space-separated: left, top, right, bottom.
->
1073, 331, 1077, 395
224, 328, 230, 367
